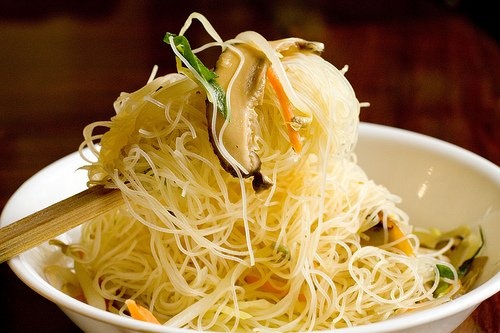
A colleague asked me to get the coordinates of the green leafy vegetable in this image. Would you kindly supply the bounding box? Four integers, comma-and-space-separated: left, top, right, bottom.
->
434, 264, 455, 298
164, 33, 216, 81
436, 264, 455, 279
163, 32, 228, 118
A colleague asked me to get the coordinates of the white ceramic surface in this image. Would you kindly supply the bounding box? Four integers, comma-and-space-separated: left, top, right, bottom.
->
1, 122, 499, 333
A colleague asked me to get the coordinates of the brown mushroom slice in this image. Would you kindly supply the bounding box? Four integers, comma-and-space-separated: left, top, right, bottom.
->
269, 38, 324, 56
207, 44, 273, 192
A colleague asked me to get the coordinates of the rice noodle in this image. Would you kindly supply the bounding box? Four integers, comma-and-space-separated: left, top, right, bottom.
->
66, 14, 460, 332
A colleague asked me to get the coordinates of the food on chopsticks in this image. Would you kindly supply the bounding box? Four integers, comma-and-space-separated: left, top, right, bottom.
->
44, 13, 486, 332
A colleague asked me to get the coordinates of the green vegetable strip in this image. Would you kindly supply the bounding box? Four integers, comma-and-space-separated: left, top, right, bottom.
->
163, 33, 228, 118
458, 227, 485, 278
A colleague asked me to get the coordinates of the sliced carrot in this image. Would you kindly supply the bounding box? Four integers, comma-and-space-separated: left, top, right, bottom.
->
125, 299, 161, 324
266, 67, 302, 153
387, 217, 414, 256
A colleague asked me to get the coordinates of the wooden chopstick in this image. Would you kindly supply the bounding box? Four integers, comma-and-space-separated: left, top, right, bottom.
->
0, 185, 123, 263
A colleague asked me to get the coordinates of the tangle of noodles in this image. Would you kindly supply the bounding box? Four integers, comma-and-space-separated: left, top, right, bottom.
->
61, 13, 460, 332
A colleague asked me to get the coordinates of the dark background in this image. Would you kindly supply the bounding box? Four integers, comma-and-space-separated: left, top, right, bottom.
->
1, 1, 498, 332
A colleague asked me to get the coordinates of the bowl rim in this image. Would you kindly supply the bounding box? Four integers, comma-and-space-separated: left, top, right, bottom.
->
2, 122, 499, 332
357, 123, 499, 181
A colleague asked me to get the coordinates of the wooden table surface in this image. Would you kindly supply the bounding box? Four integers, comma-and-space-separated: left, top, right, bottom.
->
0, 1, 498, 332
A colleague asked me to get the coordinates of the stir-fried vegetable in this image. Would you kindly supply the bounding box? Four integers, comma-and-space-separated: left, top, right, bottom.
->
125, 299, 161, 324
457, 228, 485, 278
44, 265, 85, 301
266, 67, 302, 153
361, 214, 414, 256
73, 261, 106, 310
363, 219, 487, 299
454, 256, 488, 298
164, 32, 228, 118
419, 226, 487, 298
434, 264, 456, 297
386, 216, 414, 256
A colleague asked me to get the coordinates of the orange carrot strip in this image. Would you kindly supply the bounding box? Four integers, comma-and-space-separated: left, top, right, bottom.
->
266, 67, 302, 153
125, 299, 161, 324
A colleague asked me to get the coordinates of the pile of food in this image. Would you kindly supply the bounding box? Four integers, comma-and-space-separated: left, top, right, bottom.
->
45, 13, 485, 332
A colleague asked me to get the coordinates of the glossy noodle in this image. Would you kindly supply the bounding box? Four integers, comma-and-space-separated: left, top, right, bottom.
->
54, 13, 460, 332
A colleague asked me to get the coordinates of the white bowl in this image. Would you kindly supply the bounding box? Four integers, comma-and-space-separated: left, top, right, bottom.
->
1, 122, 499, 333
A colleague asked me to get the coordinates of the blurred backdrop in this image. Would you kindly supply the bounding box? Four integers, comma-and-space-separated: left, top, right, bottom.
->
1, 1, 498, 332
